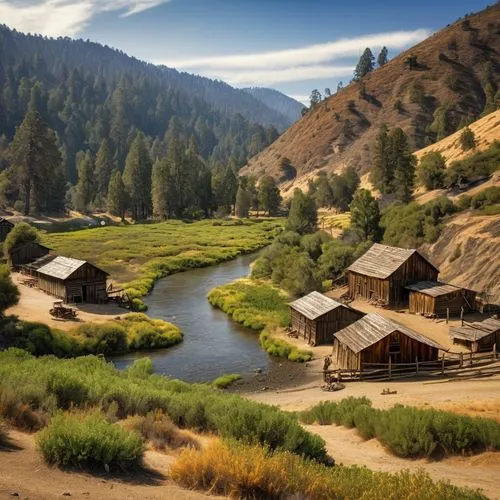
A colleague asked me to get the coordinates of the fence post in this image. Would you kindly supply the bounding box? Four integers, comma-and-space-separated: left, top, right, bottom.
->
388, 356, 392, 380
441, 353, 445, 375
446, 308, 450, 324
415, 356, 419, 376
493, 343, 497, 360
470, 351, 473, 367
459, 352, 463, 368
461, 307, 464, 327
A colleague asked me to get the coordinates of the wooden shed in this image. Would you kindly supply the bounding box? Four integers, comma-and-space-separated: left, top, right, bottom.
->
406, 281, 476, 317
346, 243, 439, 307
0, 217, 14, 242
450, 317, 500, 352
9, 241, 51, 268
36, 256, 108, 304
289, 291, 364, 345
332, 312, 444, 370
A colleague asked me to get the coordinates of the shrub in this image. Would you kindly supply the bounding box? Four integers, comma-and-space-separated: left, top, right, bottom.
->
211, 374, 241, 389
4, 223, 40, 258
260, 331, 312, 362
171, 440, 486, 500
75, 322, 128, 354
418, 152, 446, 190
0, 419, 7, 446
449, 244, 462, 263
36, 411, 143, 470
470, 186, 500, 210
123, 410, 200, 451
124, 315, 183, 349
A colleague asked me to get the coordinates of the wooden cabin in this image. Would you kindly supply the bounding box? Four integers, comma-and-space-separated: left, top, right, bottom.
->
450, 317, 500, 352
406, 281, 476, 317
332, 312, 444, 370
9, 241, 50, 268
346, 243, 439, 307
0, 218, 14, 242
289, 291, 364, 345
36, 256, 108, 304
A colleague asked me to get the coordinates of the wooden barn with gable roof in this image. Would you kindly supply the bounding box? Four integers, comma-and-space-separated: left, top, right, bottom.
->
36, 255, 108, 304
346, 243, 439, 306
289, 291, 364, 345
332, 312, 445, 370
0, 217, 14, 242
450, 317, 500, 352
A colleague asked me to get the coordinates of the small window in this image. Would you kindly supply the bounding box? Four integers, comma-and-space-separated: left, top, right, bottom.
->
389, 336, 400, 354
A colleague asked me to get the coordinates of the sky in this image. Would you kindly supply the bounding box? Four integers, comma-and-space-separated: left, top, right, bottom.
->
0, 0, 493, 104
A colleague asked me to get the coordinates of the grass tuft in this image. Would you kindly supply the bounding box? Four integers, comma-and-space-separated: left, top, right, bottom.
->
211, 374, 242, 389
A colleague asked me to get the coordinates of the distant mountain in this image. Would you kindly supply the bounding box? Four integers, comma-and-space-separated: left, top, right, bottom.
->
242, 87, 304, 124
0, 24, 290, 182
242, 3, 500, 188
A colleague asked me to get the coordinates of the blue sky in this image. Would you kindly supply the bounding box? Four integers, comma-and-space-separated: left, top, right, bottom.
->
0, 0, 493, 104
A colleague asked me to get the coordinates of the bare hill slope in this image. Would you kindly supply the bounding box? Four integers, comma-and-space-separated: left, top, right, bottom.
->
242, 4, 500, 186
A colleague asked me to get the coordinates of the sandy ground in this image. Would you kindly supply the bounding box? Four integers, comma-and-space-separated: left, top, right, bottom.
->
6, 273, 125, 331
0, 430, 218, 500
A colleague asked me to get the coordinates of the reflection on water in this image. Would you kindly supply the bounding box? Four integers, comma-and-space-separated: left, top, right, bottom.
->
112, 251, 276, 382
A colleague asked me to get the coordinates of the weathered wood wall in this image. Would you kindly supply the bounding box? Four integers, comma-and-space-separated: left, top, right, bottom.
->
10, 242, 49, 267
409, 289, 476, 316
0, 221, 13, 242
332, 330, 440, 370
291, 306, 363, 345
347, 253, 438, 306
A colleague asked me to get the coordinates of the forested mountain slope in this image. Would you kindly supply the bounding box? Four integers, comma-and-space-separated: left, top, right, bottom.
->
0, 24, 287, 182
242, 87, 304, 124
242, 3, 500, 184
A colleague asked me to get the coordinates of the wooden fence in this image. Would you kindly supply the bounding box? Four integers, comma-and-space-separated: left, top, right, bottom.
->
325, 345, 499, 382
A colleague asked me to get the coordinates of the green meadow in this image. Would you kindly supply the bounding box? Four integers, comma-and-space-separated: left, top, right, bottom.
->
41, 218, 283, 304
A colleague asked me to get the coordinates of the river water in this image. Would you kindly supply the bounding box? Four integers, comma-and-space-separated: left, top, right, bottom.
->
112, 251, 276, 382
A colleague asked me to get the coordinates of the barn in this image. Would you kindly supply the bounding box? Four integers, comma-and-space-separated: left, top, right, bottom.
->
406, 281, 476, 317
450, 317, 500, 352
36, 256, 109, 304
0, 218, 14, 242
9, 241, 51, 268
289, 291, 364, 345
346, 243, 439, 307
332, 312, 444, 370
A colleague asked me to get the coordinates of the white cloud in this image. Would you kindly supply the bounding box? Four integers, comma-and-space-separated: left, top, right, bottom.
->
0, 0, 172, 36
163, 29, 431, 71
156, 29, 430, 86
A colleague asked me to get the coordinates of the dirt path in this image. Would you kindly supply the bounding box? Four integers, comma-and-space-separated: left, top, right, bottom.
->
7, 273, 125, 331
0, 430, 215, 500
307, 424, 500, 499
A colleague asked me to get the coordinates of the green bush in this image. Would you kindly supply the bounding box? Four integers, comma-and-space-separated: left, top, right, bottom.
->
36, 411, 143, 470
211, 374, 241, 389
260, 331, 312, 362
300, 398, 500, 458
0, 351, 327, 461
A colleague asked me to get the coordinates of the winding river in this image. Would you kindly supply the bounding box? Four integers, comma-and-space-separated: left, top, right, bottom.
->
112, 251, 277, 382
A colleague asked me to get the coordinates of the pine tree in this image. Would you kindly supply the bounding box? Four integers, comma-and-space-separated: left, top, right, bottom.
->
370, 125, 392, 193
258, 176, 281, 216
417, 152, 446, 190
74, 151, 95, 213
151, 157, 171, 218
353, 48, 375, 80
309, 89, 322, 108
389, 128, 416, 203
123, 132, 152, 220
286, 189, 317, 234
95, 138, 115, 204
350, 189, 380, 240
377, 46, 388, 67
107, 169, 127, 219
460, 126, 476, 151
0, 264, 19, 312
314, 172, 334, 208
235, 184, 250, 218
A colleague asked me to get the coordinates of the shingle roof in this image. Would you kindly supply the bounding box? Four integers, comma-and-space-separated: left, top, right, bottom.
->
450, 318, 500, 342
289, 291, 344, 320
37, 256, 88, 280
346, 243, 438, 279
334, 312, 445, 353
406, 281, 474, 297
22, 254, 56, 271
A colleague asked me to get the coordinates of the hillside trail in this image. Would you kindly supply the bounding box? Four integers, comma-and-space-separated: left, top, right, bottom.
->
0, 430, 216, 500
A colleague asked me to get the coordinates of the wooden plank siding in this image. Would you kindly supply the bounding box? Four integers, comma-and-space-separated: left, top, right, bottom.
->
409, 289, 476, 316
9, 242, 50, 268
0, 219, 14, 242
333, 330, 440, 370
347, 253, 439, 306
291, 306, 363, 345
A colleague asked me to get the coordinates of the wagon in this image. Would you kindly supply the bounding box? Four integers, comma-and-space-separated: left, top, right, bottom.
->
49, 301, 78, 320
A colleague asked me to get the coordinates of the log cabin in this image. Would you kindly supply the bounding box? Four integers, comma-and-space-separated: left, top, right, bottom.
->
0, 217, 14, 242
36, 255, 108, 304
289, 291, 364, 345
450, 317, 500, 352
332, 312, 445, 370
346, 243, 439, 307
9, 241, 51, 268
406, 281, 476, 317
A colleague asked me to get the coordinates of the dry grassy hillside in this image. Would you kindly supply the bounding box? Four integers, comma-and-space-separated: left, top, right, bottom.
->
415, 109, 500, 164
242, 4, 500, 187
421, 213, 500, 303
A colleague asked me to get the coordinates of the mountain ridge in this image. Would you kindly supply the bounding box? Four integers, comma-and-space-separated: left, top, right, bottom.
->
242, 87, 304, 124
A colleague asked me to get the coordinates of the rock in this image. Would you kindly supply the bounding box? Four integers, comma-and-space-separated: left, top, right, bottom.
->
62, 493, 71, 497
9, 493, 19, 497
254, 368, 262, 373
